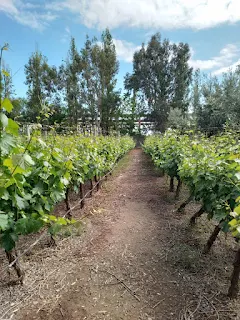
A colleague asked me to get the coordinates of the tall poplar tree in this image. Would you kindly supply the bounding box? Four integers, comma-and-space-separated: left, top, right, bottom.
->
25, 50, 58, 122
59, 37, 84, 126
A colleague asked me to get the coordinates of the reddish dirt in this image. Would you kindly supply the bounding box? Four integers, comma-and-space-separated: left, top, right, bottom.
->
1, 148, 239, 320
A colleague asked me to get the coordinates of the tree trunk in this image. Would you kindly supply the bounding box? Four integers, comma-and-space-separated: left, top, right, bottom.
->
177, 195, 193, 213
203, 222, 222, 254
90, 180, 93, 197
228, 248, 240, 299
79, 183, 85, 209
5, 250, 24, 284
49, 235, 57, 247
65, 188, 72, 219
175, 178, 182, 200
190, 207, 204, 225
95, 175, 100, 191
169, 177, 174, 192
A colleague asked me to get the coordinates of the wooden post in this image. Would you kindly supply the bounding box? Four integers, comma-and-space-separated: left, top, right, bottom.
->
228, 247, 240, 299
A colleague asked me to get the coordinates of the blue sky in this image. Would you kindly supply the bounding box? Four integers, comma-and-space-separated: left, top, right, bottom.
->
1, 0, 240, 97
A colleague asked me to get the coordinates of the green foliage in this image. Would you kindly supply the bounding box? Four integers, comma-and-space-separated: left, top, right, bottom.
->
191, 68, 240, 134
24, 51, 59, 123
125, 33, 192, 131
59, 30, 120, 134
59, 37, 83, 126
144, 131, 240, 236
167, 108, 191, 130
0, 97, 134, 251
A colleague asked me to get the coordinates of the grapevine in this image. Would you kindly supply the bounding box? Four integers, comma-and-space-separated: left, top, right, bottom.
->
0, 100, 135, 280
144, 130, 240, 298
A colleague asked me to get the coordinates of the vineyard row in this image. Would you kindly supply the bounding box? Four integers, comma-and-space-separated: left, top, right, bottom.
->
0, 98, 135, 281
144, 131, 240, 299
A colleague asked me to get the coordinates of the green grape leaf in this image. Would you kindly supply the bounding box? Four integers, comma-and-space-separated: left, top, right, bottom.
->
0, 214, 9, 230
0, 188, 10, 200
235, 205, 240, 215
0, 113, 8, 128
48, 215, 57, 222
235, 173, 240, 180
0, 231, 18, 251
48, 224, 62, 235
15, 217, 44, 235
12, 153, 35, 170
0, 132, 16, 155
13, 194, 27, 210
32, 182, 44, 195
3, 158, 14, 170
1, 98, 13, 112
57, 217, 68, 225
23, 154, 35, 165
6, 118, 19, 136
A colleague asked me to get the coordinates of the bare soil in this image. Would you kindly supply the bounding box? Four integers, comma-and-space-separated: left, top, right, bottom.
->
0, 149, 240, 320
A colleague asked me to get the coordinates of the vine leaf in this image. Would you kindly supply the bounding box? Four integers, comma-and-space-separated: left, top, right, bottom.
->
1, 231, 18, 251
0, 133, 16, 155
1, 98, 13, 113
0, 113, 8, 128
6, 119, 19, 136
15, 217, 44, 235
13, 194, 27, 210
0, 214, 8, 231
235, 173, 240, 180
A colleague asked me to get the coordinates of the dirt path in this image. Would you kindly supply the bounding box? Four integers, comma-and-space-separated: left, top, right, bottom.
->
2, 149, 238, 320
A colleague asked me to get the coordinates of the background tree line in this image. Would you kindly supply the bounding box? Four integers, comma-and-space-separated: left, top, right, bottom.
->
191, 68, 240, 134
1, 30, 240, 135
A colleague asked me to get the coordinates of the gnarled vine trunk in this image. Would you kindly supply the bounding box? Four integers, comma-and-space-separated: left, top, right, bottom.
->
177, 195, 193, 213
175, 178, 182, 200
190, 206, 204, 225
169, 177, 174, 192
65, 187, 72, 218
79, 183, 85, 209
95, 175, 100, 191
5, 250, 24, 284
228, 248, 240, 299
203, 222, 222, 254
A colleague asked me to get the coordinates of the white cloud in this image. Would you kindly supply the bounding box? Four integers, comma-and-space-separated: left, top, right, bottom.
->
213, 59, 240, 75
61, 26, 71, 43
65, 26, 70, 34
190, 44, 240, 73
114, 39, 240, 71
190, 59, 220, 70
0, 0, 18, 15
0, 0, 57, 30
113, 39, 141, 63
46, 0, 240, 30
45, 2, 66, 11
